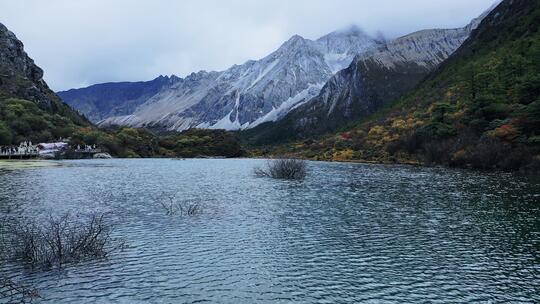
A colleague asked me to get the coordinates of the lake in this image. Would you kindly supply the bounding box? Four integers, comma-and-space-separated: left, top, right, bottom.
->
0, 159, 539, 303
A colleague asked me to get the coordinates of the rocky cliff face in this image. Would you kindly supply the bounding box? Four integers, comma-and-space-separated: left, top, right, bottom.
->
0, 23, 58, 109
58, 75, 180, 122
0, 22, 88, 145
98, 27, 381, 130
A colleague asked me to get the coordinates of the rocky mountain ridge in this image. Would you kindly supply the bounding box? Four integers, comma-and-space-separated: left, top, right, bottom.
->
63, 6, 494, 134
98, 26, 380, 130
1, 23, 58, 109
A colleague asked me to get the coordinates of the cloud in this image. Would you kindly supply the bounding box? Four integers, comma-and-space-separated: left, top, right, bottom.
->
0, 0, 498, 91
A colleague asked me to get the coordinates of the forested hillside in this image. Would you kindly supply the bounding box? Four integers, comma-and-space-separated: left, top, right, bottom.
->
261, 0, 540, 172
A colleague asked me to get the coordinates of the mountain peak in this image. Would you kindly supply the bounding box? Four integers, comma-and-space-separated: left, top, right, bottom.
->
288, 34, 305, 41
280, 34, 308, 48
274, 34, 315, 55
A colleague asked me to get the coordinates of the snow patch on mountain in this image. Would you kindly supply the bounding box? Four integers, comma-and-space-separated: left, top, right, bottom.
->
247, 59, 280, 90
251, 82, 325, 127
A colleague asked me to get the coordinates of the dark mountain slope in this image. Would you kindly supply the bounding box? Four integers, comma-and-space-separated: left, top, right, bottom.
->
241, 57, 433, 145
58, 75, 180, 123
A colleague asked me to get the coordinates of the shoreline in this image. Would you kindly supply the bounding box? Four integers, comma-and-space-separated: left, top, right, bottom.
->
0, 159, 62, 169
1, 156, 537, 176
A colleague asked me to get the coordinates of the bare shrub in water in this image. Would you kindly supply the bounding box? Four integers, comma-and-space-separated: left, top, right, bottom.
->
254, 158, 307, 180
158, 193, 203, 216
0, 277, 40, 303
0, 217, 39, 303
7, 212, 123, 269
159, 193, 179, 216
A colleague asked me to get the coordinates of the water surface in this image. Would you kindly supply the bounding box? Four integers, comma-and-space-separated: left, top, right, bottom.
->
0, 159, 539, 303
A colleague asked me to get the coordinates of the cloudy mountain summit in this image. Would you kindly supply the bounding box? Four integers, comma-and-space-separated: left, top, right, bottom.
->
93, 26, 379, 130
251, 20, 488, 140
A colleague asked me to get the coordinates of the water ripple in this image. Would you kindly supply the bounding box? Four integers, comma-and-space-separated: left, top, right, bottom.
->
0, 159, 539, 303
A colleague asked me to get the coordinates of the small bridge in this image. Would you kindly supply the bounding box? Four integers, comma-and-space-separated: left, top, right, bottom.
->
0, 146, 102, 160
0, 151, 39, 159
1, 143, 40, 159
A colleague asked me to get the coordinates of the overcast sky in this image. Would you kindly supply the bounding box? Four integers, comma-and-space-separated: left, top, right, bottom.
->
0, 0, 499, 91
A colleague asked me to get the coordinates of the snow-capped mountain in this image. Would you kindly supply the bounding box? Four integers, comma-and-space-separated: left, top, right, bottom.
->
242, 11, 493, 144
70, 5, 494, 133
99, 26, 381, 130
